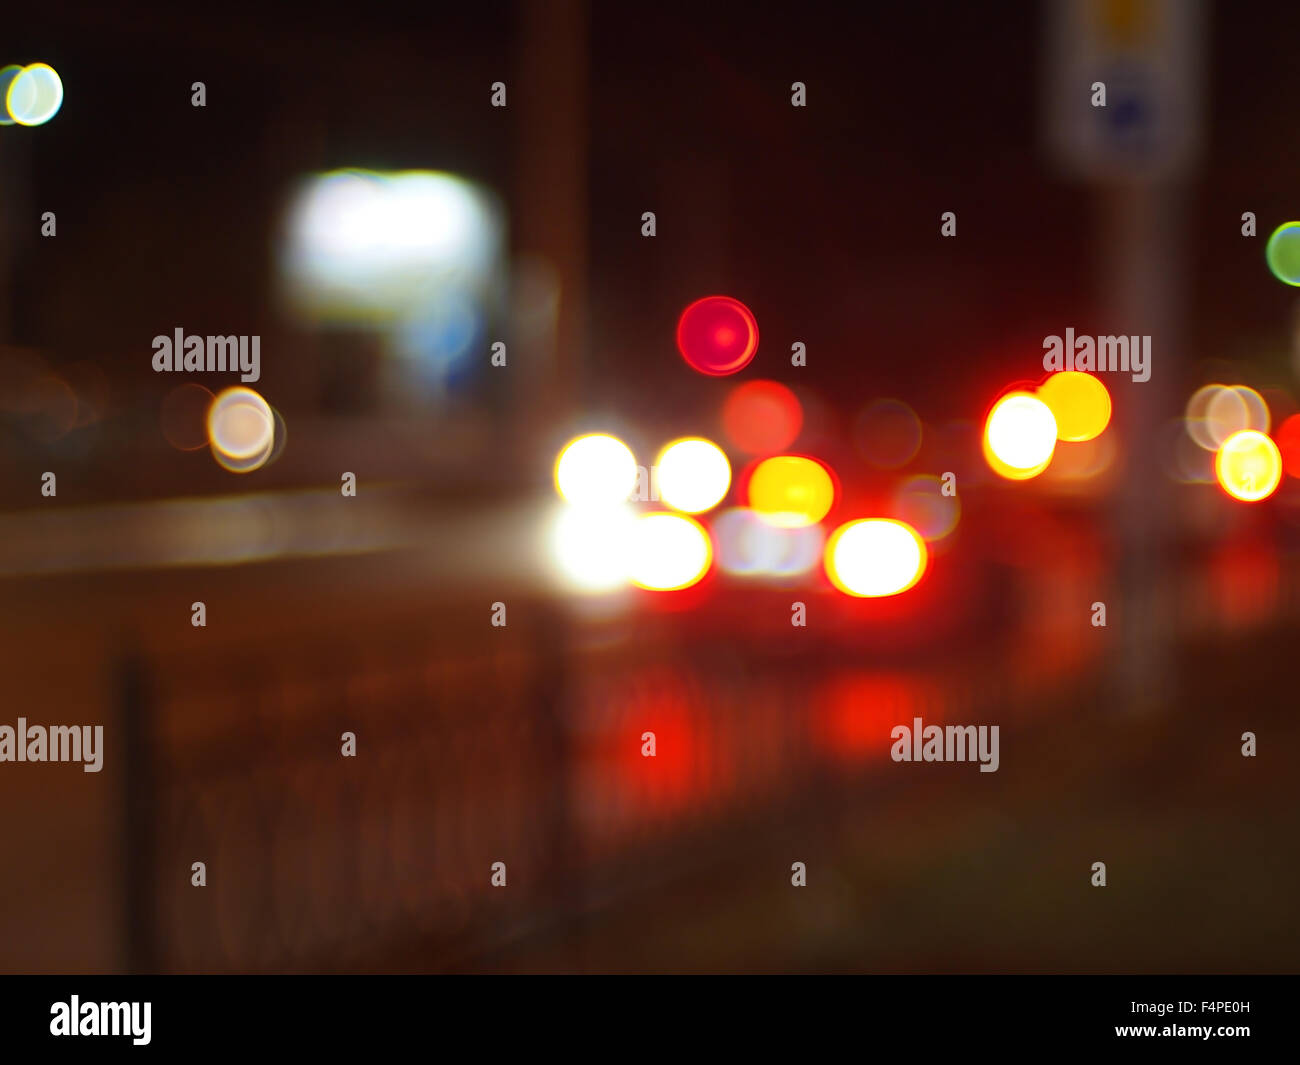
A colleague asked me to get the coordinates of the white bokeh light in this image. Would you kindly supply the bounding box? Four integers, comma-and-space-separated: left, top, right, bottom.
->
655, 437, 731, 514
627, 513, 712, 591
554, 433, 638, 506
986, 393, 1058, 470
550, 504, 635, 592
282, 169, 501, 316
825, 519, 926, 598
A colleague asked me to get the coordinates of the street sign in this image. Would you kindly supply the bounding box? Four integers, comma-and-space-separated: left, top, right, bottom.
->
1043, 0, 1206, 181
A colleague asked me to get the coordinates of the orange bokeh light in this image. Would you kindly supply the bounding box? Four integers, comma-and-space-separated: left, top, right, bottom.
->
722, 380, 802, 455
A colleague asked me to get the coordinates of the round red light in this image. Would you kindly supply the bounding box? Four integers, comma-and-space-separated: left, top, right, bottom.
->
1276, 413, 1300, 478
676, 295, 759, 376
722, 380, 802, 454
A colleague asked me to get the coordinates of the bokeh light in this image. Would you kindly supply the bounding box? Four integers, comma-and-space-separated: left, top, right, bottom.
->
1266, 222, 1300, 286
1036, 371, 1111, 442
721, 380, 802, 454
676, 295, 759, 376
1211, 539, 1281, 629
208, 387, 275, 473
1215, 429, 1282, 502
1204, 386, 1253, 443
1185, 384, 1269, 452
550, 504, 635, 592
984, 392, 1057, 479
1186, 384, 1241, 450
264, 407, 289, 468
554, 433, 638, 506
747, 455, 836, 527
0, 66, 23, 126
890, 474, 960, 541
1043, 431, 1118, 485
627, 513, 712, 591
281, 169, 501, 329
711, 507, 824, 578
815, 671, 935, 764
6, 63, 63, 126
824, 519, 927, 598
1275, 413, 1300, 478
655, 437, 731, 514
852, 398, 922, 468
1232, 385, 1270, 434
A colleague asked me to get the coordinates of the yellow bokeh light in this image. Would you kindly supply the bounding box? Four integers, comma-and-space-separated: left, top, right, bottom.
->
1037, 371, 1111, 442
824, 519, 927, 598
748, 455, 835, 527
655, 437, 731, 513
982, 433, 1050, 480
554, 433, 637, 506
984, 392, 1057, 479
7, 63, 63, 126
627, 512, 712, 590
1215, 429, 1282, 502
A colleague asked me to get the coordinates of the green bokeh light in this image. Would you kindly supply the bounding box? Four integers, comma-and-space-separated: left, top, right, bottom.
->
0, 66, 22, 126
1266, 222, 1300, 286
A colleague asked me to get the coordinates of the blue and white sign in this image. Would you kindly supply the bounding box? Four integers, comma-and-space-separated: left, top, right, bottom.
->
1043, 0, 1206, 181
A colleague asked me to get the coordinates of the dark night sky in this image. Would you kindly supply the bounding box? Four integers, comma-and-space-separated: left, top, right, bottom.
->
8, 2, 1300, 435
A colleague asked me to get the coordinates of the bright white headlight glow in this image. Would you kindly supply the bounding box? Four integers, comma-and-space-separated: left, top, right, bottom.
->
627, 512, 712, 591
554, 433, 638, 505
655, 437, 731, 514
986, 393, 1058, 470
825, 518, 927, 598
550, 504, 635, 592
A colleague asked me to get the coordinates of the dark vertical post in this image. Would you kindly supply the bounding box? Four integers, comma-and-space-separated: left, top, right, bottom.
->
514, 0, 589, 970
1099, 183, 1186, 713
514, 0, 589, 432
